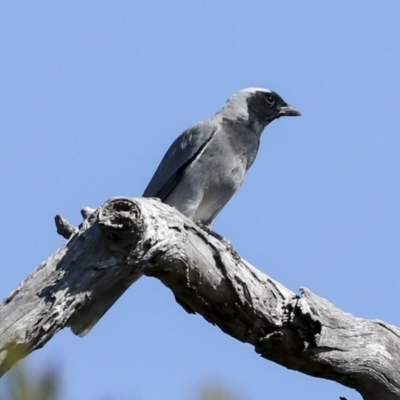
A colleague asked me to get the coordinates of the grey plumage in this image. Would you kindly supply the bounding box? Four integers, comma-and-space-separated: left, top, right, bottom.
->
143, 87, 300, 225
69, 87, 300, 337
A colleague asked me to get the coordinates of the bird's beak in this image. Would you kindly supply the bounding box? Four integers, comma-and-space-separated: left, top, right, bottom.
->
278, 104, 301, 117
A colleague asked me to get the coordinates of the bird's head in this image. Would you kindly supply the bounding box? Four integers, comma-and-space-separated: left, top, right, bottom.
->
215, 87, 300, 134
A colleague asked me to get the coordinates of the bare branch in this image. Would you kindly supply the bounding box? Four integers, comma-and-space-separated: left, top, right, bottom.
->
1, 197, 399, 400
54, 215, 77, 239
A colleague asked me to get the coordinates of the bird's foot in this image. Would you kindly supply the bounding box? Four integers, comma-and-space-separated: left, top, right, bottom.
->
195, 222, 213, 235
195, 223, 241, 262
194, 223, 224, 241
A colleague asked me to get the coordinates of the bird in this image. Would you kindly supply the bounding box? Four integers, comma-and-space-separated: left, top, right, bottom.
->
69, 87, 300, 337
143, 87, 300, 227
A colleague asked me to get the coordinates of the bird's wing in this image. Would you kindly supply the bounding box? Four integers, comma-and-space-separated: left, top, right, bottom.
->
143, 119, 220, 200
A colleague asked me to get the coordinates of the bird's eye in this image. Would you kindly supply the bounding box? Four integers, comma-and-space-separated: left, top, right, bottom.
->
266, 95, 275, 106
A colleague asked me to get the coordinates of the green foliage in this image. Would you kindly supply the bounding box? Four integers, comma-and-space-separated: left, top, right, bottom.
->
0, 362, 59, 400
1, 361, 240, 400
198, 385, 240, 400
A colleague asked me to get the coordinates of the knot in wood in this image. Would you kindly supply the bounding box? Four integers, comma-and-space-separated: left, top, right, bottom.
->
99, 198, 143, 233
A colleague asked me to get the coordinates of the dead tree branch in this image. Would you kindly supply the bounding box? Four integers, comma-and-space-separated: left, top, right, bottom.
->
0, 197, 399, 400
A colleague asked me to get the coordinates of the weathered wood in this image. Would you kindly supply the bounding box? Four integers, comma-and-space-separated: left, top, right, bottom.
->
0, 197, 399, 399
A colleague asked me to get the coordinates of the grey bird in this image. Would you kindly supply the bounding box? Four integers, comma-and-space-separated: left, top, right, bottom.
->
69, 87, 299, 337
143, 87, 300, 226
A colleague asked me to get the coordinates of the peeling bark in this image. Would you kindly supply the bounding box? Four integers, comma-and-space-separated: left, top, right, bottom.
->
0, 197, 399, 399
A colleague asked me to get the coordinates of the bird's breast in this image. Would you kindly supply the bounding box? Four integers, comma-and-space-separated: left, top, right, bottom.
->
166, 122, 259, 225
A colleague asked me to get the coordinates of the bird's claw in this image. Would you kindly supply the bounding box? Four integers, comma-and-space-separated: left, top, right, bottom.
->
195, 224, 241, 263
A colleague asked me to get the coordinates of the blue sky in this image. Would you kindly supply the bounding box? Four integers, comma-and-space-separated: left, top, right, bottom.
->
1, 2, 400, 399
